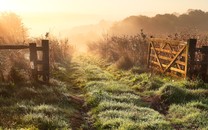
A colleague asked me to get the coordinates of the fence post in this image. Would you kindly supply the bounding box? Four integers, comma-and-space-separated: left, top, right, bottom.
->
29, 43, 38, 81
42, 40, 49, 83
201, 46, 208, 82
185, 39, 197, 79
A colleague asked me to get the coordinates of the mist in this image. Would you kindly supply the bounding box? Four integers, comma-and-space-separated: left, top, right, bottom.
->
16, 9, 208, 53
109, 9, 208, 36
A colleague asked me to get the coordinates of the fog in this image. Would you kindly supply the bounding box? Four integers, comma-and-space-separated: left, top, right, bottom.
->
2, 9, 208, 52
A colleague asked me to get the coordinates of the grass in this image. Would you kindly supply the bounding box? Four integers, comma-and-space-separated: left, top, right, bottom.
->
74, 55, 173, 129
0, 62, 87, 130
167, 101, 208, 129
78, 55, 208, 130
0, 81, 75, 129
0, 54, 207, 129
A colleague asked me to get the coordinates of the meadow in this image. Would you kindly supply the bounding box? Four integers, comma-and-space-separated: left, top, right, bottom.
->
0, 12, 208, 130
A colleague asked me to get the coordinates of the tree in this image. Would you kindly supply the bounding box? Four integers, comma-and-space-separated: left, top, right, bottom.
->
0, 12, 27, 44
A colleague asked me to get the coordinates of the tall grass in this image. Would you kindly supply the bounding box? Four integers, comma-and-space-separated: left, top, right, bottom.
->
88, 33, 148, 69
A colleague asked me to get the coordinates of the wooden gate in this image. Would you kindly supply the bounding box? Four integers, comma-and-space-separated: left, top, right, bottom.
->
147, 38, 196, 78
0, 40, 49, 83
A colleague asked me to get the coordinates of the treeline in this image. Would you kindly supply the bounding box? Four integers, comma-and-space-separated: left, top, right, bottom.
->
109, 9, 208, 35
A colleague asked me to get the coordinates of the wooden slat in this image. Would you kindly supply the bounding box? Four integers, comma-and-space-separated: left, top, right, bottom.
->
150, 66, 184, 78
150, 38, 186, 45
165, 43, 182, 70
41, 40, 49, 83
150, 54, 186, 66
0, 45, 29, 49
150, 61, 186, 74
151, 42, 164, 71
36, 47, 43, 51
151, 47, 186, 57
164, 45, 187, 73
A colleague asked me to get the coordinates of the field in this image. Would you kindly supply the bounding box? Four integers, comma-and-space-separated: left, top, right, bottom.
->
0, 11, 208, 130
1, 53, 207, 129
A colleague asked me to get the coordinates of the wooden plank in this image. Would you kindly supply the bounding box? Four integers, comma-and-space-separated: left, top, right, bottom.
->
150, 61, 186, 74
41, 40, 49, 83
200, 46, 208, 81
150, 54, 186, 66
150, 66, 184, 78
0, 45, 29, 49
150, 42, 164, 71
36, 47, 44, 51
151, 47, 186, 57
186, 39, 197, 78
150, 38, 186, 45
166, 43, 182, 70
29, 43, 38, 81
164, 45, 187, 73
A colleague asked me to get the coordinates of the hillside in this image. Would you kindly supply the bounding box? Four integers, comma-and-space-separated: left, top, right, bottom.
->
109, 9, 208, 35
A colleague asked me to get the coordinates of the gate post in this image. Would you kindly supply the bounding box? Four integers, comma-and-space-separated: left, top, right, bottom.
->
42, 40, 49, 83
201, 46, 208, 82
29, 43, 38, 81
185, 39, 197, 79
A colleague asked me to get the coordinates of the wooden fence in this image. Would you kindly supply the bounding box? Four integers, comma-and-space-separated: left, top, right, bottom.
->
147, 38, 208, 82
0, 40, 49, 84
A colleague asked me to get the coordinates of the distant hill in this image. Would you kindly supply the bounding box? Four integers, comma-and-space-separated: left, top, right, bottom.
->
109, 9, 208, 35
64, 9, 208, 52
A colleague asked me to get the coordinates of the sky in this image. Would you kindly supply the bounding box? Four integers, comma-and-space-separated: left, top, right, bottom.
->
0, 0, 208, 36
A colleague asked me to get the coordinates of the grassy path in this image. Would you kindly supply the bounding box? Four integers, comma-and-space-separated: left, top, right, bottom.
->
69, 55, 208, 130
67, 55, 171, 129
0, 55, 207, 129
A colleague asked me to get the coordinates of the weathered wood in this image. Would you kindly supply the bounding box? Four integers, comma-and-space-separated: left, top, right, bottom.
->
150, 61, 186, 74
200, 46, 208, 81
164, 45, 186, 73
150, 42, 164, 71
150, 38, 185, 45
0, 41, 50, 84
151, 47, 186, 57
150, 54, 186, 66
162, 42, 183, 70
29, 43, 38, 81
41, 40, 49, 83
0, 45, 29, 49
148, 38, 208, 81
186, 39, 197, 79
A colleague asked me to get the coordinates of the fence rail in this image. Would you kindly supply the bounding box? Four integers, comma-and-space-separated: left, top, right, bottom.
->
0, 45, 29, 49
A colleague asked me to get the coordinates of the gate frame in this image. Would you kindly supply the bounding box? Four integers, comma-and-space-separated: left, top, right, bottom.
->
147, 38, 208, 82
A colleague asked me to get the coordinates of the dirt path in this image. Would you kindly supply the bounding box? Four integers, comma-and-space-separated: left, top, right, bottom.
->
65, 59, 94, 130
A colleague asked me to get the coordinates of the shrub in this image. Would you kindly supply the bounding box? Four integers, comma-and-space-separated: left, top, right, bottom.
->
88, 34, 148, 70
